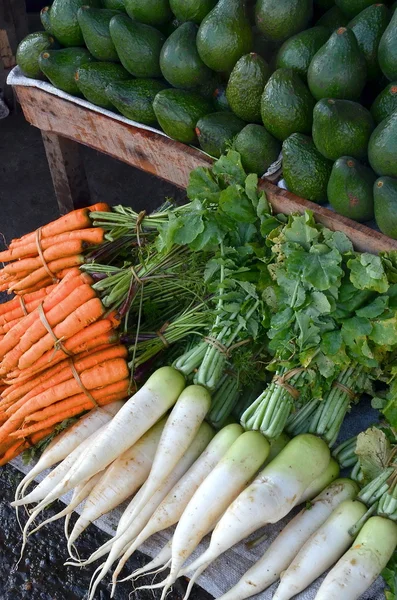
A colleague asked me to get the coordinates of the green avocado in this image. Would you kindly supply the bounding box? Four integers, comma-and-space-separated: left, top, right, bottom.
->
196, 0, 253, 73
226, 53, 271, 122
75, 62, 130, 108
374, 176, 397, 238
124, 0, 172, 26
348, 4, 390, 81
49, 0, 100, 47
378, 8, 397, 81
160, 22, 212, 89
102, 0, 126, 10
255, 0, 313, 43
105, 78, 168, 124
368, 110, 397, 177
312, 98, 375, 160
235, 124, 281, 175
40, 7, 53, 33
316, 6, 348, 29
282, 133, 332, 204
335, 0, 378, 19
16, 32, 58, 79
261, 68, 315, 141
327, 156, 376, 221
169, 0, 217, 24
371, 82, 397, 123
38, 47, 95, 95
213, 84, 230, 111
153, 89, 213, 143
275, 27, 331, 80
308, 27, 367, 101
196, 112, 245, 157
109, 14, 165, 77
77, 7, 120, 62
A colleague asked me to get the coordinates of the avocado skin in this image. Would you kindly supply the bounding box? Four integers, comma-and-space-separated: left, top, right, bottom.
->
160, 22, 212, 89
153, 89, 213, 143
49, 0, 101, 47
38, 47, 95, 95
196, 0, 253, 73
169, 0, 217, 24
374, 176, 397, 238
105, 79, 168, 124
307, 27, 367, 101
371, 82, 397, 124
335, 0, 378, 19
75, 62, 130, 108
313, 98, 375, 161
109, 14, 165, 78
261, 68, 315, 141
16, 32, 58, 79
282, 133, 332, 204
40, 7, 53, 34
327, 156, 376, 221
102, 0, 126, 10
368, 110, 397, 178
124, 0, 172, 26
255, 0, 313, 43
226, 53, 271, 122
316, 6, 348, 28
196, 112, 245, 157
235, 124, 281, 175
348, 4, 390, 81
275, 27, 330, 80
77, 7, 120, 62
213, 84, 230, 112
378, 8, 397, 81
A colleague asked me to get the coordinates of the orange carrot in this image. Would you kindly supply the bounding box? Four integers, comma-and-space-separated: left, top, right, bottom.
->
18, 297, 105, 370
10, 209, 94, 247
87, 203, 111, 213
0, 297, 47, 327
2, 240, 86, 276
0, 440, 29, 465
15, 278, 55, 296
9, 255, 85, 292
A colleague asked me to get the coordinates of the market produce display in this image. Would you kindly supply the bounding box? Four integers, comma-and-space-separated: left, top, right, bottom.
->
2, 150, 397, 599
14, 0, 397, 237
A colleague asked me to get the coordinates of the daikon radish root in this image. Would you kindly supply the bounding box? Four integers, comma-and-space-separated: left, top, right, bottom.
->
67, 417, 167, 552
273, 500, 367, 600
300, 458, 340, 503
315, 516, 397, 600
217, 478, 359, 600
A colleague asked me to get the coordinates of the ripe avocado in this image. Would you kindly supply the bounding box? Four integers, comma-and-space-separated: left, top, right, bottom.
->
307, 27, 367, 100
226, 53, 271, 122
105, 79, 168, 124
124, 0, 172, 26
368, 110, 397, 177
371, 82, 397, 123
260, 68, 315, 141
282, 133, 332, 204
374, 176, 397, 238
348, 4, 390, 81
16, 32, 58, 79
327, 157, 376, 221
159, 22, 212, 89
235, 124, 281, 175
378, 8, 397, 80
40, 7, 53, 34
75, 62, 130, 108
153, 89, 213, 143
49, 0, 101, 47
255, 0, 313, 43
312, 98, 375, 160
275, 27, 331, 80
169, 0, 217, 24
196, 112, 245, 157
196, 0, 253, 73
109, 14, 165, 78
38, 47, 95, 95
335, 0, 378, 19
316, 6, 348, 28
77, 7, 120, 62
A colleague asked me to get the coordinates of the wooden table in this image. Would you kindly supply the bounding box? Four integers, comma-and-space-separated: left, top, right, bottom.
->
14, 84, 397, 254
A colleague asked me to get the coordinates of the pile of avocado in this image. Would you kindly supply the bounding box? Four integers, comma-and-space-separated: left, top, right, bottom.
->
15, 0, 397, 237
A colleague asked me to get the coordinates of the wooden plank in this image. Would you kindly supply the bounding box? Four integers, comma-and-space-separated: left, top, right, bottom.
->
0, 0, 18, 69
13, 84, 397, 253
41, 131, 91, 214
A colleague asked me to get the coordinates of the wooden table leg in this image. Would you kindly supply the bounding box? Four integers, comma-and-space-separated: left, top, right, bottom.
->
41, 131, 92, 214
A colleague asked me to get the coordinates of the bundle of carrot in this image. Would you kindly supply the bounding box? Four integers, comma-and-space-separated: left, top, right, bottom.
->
0, 203, 109, 295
